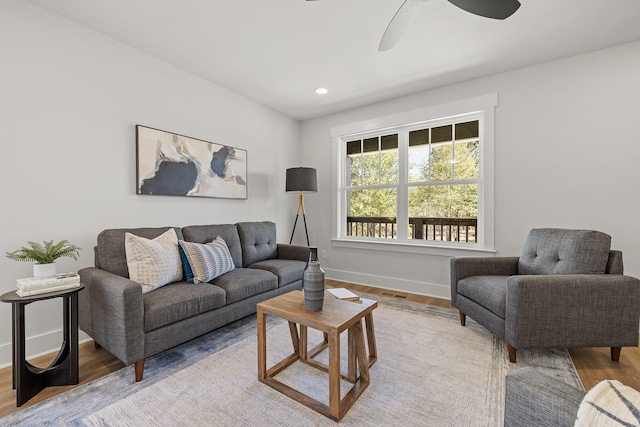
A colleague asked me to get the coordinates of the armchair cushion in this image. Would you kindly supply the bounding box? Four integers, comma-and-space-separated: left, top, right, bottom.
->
519, 229, 611, 275
457, 275, 508, 317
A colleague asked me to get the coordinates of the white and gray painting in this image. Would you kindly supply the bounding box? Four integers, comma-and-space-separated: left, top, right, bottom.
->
136, 126, 247, 199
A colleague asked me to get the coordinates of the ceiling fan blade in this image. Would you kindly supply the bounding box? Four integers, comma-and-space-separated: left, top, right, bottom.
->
447, 0, 520, 20
378, 0, 428, 52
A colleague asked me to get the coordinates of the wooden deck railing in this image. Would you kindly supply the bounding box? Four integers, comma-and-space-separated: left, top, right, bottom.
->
346, 216, 477, 242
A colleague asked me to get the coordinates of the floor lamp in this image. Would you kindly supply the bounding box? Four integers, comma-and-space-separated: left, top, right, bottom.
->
286, 167, 317, 246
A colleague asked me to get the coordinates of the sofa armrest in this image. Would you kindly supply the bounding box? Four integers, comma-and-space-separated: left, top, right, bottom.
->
450, 257, 519, 307
276, 243, 310, 262
505, 367, 584, 427
505, 274, 640, 348
78, 267, 145, 366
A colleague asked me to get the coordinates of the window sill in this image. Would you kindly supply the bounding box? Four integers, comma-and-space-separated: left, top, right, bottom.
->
331, 237, 496, 257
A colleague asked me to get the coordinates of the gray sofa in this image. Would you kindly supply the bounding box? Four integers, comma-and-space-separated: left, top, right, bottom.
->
504, 367, 585, 427
78, 221, 309, 381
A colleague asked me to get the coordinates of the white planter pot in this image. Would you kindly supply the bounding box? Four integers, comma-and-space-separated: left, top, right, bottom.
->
33, 262, 57, 278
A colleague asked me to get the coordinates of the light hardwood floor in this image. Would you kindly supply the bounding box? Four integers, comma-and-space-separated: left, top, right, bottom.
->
1, 279, 639, 418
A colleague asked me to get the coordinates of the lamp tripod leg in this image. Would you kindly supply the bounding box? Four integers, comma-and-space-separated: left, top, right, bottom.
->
289, 213, 299, 244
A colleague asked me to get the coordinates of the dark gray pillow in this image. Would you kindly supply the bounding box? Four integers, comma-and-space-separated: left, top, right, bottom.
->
518, 228, 611, 275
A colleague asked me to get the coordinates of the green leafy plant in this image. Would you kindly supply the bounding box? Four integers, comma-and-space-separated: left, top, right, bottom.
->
6, 240, 81, 264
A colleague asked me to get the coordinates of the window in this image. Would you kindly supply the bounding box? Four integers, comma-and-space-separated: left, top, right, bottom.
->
332, 94, 496, 253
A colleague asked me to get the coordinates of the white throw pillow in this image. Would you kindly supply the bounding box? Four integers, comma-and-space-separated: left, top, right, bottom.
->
125, 229, 183, 293
575, 379, 640, 427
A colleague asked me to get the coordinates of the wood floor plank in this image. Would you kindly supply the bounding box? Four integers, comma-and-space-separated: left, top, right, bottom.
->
0, 278, 638, 418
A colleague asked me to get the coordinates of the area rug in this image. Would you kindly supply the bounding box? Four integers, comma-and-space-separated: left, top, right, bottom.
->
2, 294, 582, 426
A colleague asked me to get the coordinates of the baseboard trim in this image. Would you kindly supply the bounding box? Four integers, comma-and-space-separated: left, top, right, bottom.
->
0, 330, 91, 369
324, 268, 451, 300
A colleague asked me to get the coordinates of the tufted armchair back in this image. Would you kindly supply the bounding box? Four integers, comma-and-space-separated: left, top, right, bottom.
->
518, 229, 614, 275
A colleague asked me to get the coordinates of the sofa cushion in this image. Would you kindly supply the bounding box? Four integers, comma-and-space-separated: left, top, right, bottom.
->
178, 238, 235, 284
236, 221, 277, 267
248, 259, 306, 287
518, 229, 611, 275
125, 229, 183, 293
211, 268, 278, 304
143, 282, 226, 332
181, 224, 243, 268
96, 227, 184, 278
457, 275, 509, 318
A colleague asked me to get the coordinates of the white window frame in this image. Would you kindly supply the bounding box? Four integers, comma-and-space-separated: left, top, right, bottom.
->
331, 94, 497, 257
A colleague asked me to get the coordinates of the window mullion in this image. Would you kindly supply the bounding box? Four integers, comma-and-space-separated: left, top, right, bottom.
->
397, 129, 408, 240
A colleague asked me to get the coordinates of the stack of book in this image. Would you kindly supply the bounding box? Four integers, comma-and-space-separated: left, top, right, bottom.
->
16, 272, 80, 297
326, 287, 361, 303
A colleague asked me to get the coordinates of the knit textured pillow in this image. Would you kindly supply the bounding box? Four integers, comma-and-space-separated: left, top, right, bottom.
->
125, 228, 183, 293
178, 237, 235, 284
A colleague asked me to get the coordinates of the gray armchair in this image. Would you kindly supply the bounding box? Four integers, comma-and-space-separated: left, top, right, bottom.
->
451, 228, 640, 362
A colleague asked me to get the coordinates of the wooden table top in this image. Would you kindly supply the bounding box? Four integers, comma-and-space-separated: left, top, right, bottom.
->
0, 285, 84, 304
257, 290, 377, 334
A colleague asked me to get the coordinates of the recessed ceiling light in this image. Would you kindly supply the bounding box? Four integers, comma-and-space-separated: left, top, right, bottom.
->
315, 87, 328, 95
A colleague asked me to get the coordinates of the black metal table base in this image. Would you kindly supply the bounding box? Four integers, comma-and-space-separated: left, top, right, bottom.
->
2, 287, 81, 407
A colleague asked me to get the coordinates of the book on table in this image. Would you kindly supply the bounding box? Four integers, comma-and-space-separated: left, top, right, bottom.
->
326, 287, 361, 303
16, 281, 81, 297
17, 272, 80, 291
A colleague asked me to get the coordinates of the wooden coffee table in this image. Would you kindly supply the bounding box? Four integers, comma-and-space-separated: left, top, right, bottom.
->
257, 290, 377, 421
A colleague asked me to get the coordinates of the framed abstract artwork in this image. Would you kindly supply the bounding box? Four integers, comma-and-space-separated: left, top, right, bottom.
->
136, 125, 247, 199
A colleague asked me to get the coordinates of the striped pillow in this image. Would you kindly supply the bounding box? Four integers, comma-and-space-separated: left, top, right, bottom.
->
178, 237, 235, 284
125, 229, 183, 293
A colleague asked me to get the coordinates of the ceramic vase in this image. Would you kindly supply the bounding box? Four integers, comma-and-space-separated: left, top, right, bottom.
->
33, 262, 57, 278
303, 247, 325, 311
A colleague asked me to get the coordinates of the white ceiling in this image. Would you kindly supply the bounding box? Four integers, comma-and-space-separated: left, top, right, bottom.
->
26, 0, 640, 121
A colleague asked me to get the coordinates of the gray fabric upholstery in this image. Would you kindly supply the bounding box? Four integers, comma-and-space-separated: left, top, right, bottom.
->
277, 243, 312, 262
249, 259, 307, 287
95, 227, 184, 278
211, 268, 278, 304
79, 221, 306, 379
450, 228, 640, 359
142, 282, 226, 332
237, 221, 277, 267
78, 267, 145, 365
181, 224, 243, 268
504, 367, 584, 427
450, 257, 519, 307
505, 274, 640, 348
518, 228, 611, 275
457, 276, 508, 318
606, 250, 624, 274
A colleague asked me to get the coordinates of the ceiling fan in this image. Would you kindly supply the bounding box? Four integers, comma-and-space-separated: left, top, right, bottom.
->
307, 0, 521, 51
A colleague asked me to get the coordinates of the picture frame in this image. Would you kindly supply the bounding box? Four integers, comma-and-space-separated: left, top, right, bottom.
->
136, 125, 247, 200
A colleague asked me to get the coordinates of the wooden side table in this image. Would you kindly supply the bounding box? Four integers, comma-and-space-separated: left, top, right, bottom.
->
257, 290, 377, 421
1, 285, 83, 406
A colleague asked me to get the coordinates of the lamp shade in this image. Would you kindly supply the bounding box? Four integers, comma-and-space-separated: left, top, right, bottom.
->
286, 167, 317, 193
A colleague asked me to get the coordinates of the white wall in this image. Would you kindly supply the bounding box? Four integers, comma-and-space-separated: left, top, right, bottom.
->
0, 1, 301, 367
301, 40, 640, 298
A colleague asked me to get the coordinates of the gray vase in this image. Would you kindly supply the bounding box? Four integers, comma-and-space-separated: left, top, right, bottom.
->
303, 247, 325, 311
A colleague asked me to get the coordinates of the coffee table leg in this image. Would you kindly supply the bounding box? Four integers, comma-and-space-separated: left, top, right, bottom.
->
347, 324, 357, 382
364, 312, 377, 366
288, 321, 299, 354
299, 325, 308, 361
257, 309, 267, 380
328, 332, 341, 419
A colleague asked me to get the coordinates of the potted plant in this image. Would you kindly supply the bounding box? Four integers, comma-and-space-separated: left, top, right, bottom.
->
6, 240, 81, 278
